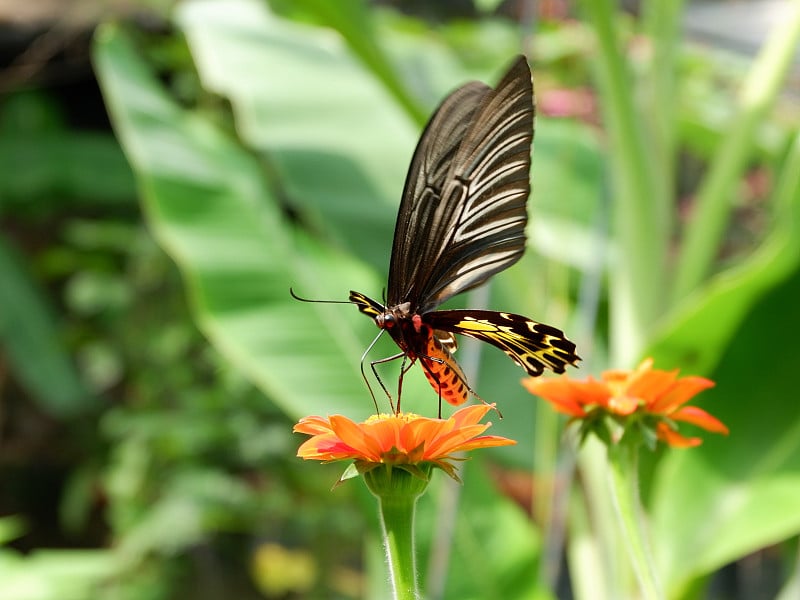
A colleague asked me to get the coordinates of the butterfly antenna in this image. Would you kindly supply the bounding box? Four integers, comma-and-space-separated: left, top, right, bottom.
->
289, 287, 354, 304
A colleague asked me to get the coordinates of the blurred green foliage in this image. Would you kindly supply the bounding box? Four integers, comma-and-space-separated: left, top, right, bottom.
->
1, 0, 799, 598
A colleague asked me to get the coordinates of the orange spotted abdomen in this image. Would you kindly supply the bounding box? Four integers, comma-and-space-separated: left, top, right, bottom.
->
421, 335, 468, 406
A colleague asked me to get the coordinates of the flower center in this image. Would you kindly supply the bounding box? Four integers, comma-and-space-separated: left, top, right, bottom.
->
364, 412, 422, 425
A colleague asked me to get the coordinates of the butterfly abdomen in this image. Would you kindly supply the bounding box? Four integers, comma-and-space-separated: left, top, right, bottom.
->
421, 335, 469, 406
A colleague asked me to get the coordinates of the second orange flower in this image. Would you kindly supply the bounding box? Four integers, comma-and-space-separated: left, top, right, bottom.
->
523, 358, 729, 448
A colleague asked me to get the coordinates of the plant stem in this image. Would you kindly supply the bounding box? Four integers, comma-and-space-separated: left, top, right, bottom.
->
642, 0, 686, 203
378, 493, 421, 600
607, 443, 662, 600
577, 0, 669, 365
672, 3, 800, 302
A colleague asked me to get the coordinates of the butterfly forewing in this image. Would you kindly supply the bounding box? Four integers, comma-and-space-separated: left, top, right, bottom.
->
388, 82, 491, 307
426, 309, 579, 377
388, 56, 534, 314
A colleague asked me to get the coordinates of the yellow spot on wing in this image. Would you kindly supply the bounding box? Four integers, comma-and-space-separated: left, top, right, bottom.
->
455, 318, 498, 332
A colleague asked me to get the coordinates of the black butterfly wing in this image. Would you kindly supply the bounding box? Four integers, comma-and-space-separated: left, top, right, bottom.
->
426, 309, 580, 377
387, 56, 534, 314
387, 82, 491, 307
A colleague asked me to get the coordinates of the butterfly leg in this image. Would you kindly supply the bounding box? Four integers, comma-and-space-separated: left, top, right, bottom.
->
367, 351, 406, 414
395, 354, 420, 415
359, 328, 401, 412
417, 354, 447, 418
418, 349, 502, 419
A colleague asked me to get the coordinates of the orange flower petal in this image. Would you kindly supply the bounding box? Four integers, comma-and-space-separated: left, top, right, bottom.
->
329, 415, 382, 460
293, 415, 334, 435
607, 394, 639, 415
425, 424, 491, 457
574, 379, 618, 407
364, 417, 404, 452
297, 434, 357, 460
451, 404, 494, 428
523, 378, 594, 416
649, 377, 716, 414
400, 417, 439, 452
656, 422, 702, 448
456, 435, 517, 452
628, 366, 679, 405
602, 369, 631, 384
671, 406, 729, 434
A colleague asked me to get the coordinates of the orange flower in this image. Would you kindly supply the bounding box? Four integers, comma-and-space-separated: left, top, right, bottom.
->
294, 404, 515, 481
523, 358, 728, 448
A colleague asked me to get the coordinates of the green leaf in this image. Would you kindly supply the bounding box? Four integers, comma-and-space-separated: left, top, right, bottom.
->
282, 0, 427, 123
0, 236, 95, 417
650, 131, 800, 376
529, 118, 607, 268
672, 4, 800, 299
0, 548, 119, 600
0, 516, 26, 546
94, 25, 383, 420
0, 133, 135, 207
176, 0, 418, 271
474, 0, 506, 13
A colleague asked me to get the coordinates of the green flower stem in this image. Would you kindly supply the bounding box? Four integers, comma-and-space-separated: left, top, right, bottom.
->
365, 466, 431, 600
378, 493, 420, 600
607, 443, 662, 600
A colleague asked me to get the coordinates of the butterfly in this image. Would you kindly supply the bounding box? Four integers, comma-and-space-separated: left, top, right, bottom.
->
295, 56, 579, 414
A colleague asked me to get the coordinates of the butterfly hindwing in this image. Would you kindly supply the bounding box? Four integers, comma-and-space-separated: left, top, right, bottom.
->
426, 309, 579, 377
349, 290, 384, 319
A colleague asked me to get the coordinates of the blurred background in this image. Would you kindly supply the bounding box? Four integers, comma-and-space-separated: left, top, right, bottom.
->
1, 0, 799, 599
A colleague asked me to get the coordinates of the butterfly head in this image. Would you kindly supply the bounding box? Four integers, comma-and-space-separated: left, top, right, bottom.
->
376, 302, 417, 334
375, 312, 395, 329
